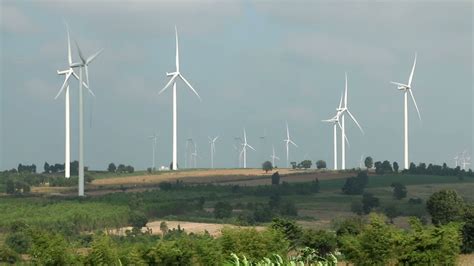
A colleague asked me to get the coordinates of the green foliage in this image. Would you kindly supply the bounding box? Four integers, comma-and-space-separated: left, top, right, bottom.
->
86, 234, 120, 265
341, 171, 368, 195
426, 189, 465, 225
271, 171, 280, 185
383, 204, 400, 223
391, 182, 407, 200
301, 229, 337, 256
339, 214, 401, 265
270, 218, 303, 250
262, 161, 273, 173
30, 230, 75, 265
364, 156, 373, 169
398, 218, 462, 265
361, 193, 380, 214
214, 201, 233, 219
316, 160, 327, 169
393, 161, 399, 173
145, 240, 192, 265
219, 227, 289, 261
462, 204, 474, 253
129, 211, 148, 229
108, 163, 117, 173
298, 160, 312, 169
0, 245, 19, 264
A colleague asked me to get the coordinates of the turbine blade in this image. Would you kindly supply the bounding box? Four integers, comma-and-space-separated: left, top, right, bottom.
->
85, 65, 90, 89
347, 110, 364, 134
247, 144, 256, 151
71, 71, 89, 89
158, 74, 178, 95
337, 121, 351, 147
55, 72, 72, 99
65, 23, 72, 65
409, 89, 421, 120
75, 40, 86, 63
86, 48, 104, 64
390, 81, 407, 87
338, 92, 343, 109
286, 121, 289, 138
344, 72, 348, 108
175, 26, 179, 72
179, 74, 201, 101
408, 53, 417, 87
275, 156, 280, 160
290, 140, 298, 148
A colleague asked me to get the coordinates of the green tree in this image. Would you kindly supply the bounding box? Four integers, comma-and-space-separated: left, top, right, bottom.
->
362, 193, 379, 214
160, 221, 169, 236
129, 211, 148, 230
339, 214, 401, 265
43, 162, 50, 174
0, 245, 19, 264
462, 204, 474, 253
315, 160, 326, 169
214, 201, 233, 219
145, 240, 192, 265
86, 234, 120, 265
301, 229, 337, 256
299, 160, 312, 169
393, 161, 399, 173
384, 204, 400, 223
391, 182, 407, 200
262, 161, 273, 173
107, 163, 117, 173
364, 156, 373, 169
5, 180, 15, 194
290, 162, 297, 169
270, 218, 303, 250
426, 189, 465, 225
271, 171, 280, 185
30, 230, 74, 265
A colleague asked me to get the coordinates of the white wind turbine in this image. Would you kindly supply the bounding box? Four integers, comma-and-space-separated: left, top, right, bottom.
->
54, 23, 90, 179
340, 73, 364, 170
241, 129, 256, 168
283, 122, 298, 168
391, 53, 421, 169
191, 142, 199, 168
159, 26, 201, 171
270, 145, 280, 167
67, 32, 103, 197
208, 136, 219, 169
148, 133, 159, 171
322, 94, 346, 170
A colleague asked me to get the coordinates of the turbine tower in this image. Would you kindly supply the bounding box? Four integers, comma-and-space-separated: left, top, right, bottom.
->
241, 129, 256, 168
69, 34, 103, 197
283, 122, 298, 168
270, 145, 280, 167
208, 136, 219, 169
148, 133, 159, 171
339, 73, 364, 170
322, 94, 345, 170
391, 53, 421, 169
54, 23, 89, 178
159, 26, 201, 170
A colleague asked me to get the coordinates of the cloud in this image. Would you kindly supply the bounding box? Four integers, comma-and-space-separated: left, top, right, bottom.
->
0, 5, 37, 33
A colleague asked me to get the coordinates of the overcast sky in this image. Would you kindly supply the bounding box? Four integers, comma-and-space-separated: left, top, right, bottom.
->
0, 0, 472, 171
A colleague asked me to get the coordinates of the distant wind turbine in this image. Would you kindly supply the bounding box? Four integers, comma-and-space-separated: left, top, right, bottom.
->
241, 129, 256, 168
270, 145, 280, 167
208, 136, 219, 169
148, 133, 159, 171
283, 122, 298, 168
339, 73, 364, 170
159, 26, 201, 171
391, 53, 421, 169
322, 93, 346, 170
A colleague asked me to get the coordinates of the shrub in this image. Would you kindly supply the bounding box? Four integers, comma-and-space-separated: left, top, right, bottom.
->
316, 160, 326, 169
262, 161, 273, 173
214, 202, 233, 219
391, 182, 407, 200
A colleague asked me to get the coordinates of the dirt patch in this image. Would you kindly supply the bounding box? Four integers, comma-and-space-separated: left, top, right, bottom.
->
115, 220, 265, 237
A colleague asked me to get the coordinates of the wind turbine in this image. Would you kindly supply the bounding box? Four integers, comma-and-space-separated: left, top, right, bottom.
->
148, 133, 159, 171
241, 129, 256, 168
159, 26, 201, 171
67, 32, 103, 197
339, 73, 364, 170
283, 122, 298, 168
391, 53, 421, 169
322, 93, 346, 170
185, 138, 193, 168
208, 136, 219, 169
191, 142, 199, 168
270, 145, 280, 167
54, 23, 89, 179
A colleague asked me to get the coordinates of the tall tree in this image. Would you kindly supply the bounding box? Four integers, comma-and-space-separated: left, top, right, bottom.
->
364, 156, 374, 169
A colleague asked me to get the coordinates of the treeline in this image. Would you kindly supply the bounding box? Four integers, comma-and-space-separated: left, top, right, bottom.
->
0, 214, 463, 265
107, 163, 135, 174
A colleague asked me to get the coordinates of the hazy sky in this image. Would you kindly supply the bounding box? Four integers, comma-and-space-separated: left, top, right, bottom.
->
1, 0, 472, 171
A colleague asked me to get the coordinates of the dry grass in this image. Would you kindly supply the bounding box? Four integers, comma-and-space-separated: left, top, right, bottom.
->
114, 220, 265, 237
458, 254, 474, 266
91, 168, 351, 187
